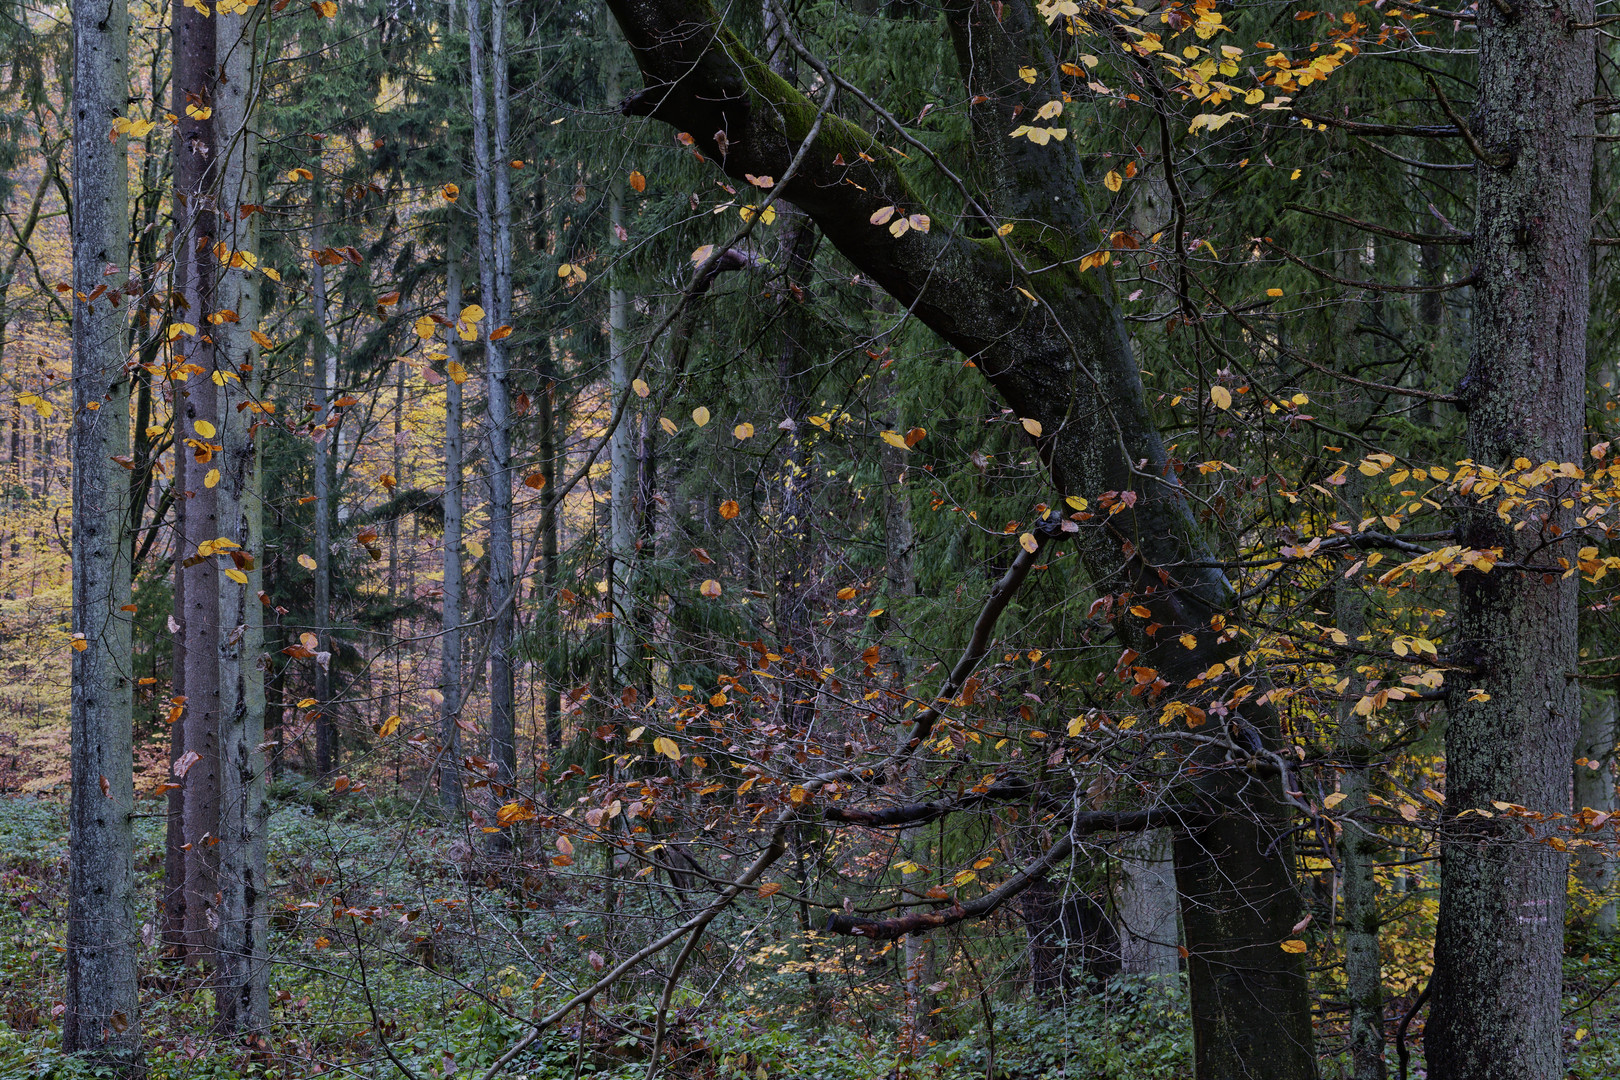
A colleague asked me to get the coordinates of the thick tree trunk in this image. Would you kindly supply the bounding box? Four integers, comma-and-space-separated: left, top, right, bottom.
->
1574, 688, 1616, 935
65, 0, 138, 1061
603, 3, 1316, 1075
174, 0, 221, 961
212, 14, 269, 1031
439, 246, 466, 811
1427, 3, 1594, 1076
469, 0, 517, 835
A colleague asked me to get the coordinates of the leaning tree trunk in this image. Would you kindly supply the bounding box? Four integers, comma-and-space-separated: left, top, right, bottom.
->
439, 243, 466, 812
1426, 4, 1594, 1078
65, 0, 138, 1062
601, 2, 1316, 1076
212, 7, 269, 1031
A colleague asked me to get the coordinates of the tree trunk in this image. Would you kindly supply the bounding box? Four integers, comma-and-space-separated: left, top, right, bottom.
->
310, 190, 337, 777
212, 12, 269, 1031
604, 3, 1316, 1075
65, 0, 138, 1061
1574, 687, 1617, 935
1427, 3, 1594, 1076
439, 245, 466, 811
468, 0, 517, 836
1115, 829, 1179, 976
607, 83, 636, 688
174, 0, 221, 961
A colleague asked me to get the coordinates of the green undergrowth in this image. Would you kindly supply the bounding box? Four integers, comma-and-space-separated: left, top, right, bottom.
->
0, 794, 1614, 1080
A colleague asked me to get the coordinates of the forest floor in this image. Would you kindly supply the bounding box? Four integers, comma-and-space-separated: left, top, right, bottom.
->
0, 786, 1614, 1079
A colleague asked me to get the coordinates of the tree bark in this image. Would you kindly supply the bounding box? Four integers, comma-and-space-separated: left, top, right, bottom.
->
65, 0, 139, 1061
468, 0, 517, 837
607, 73, 636, 689
439, 244, 465, 811
1574, 688, 1617, 935
174, 0, 221, 961
601, 2, 1316, 1075
212, 7, 269, 1031
1427, 2, 1594, 1076
310, 188, 337, 777
1115, 829, 1179, 976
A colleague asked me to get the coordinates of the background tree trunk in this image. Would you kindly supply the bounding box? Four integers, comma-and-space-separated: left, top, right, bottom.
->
1427, 2, 1594, 1075
310, 189, 337, 777
439, 245, 465, 812
1575, 687, 1617, 935
65, 0, 139, 1060
212, 12, 269, 1030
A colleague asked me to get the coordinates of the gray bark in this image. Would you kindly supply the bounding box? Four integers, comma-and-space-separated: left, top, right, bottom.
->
440, 247, 465, 811
65, 0, 138, 1059
608, 75, 636, 687
468, 0, 517, 828
310, 194, 336, 776
212, 6, 269, 1031
1575, 688, 1617, 935
1427, 2, 1594, 1076
1115, 829, 1179, 976
175, 0, 221, 961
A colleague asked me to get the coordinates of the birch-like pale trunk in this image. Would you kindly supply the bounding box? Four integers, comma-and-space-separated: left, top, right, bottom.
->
65, 0, 138, 1061
212, 4, 269, 1031
440, 246, 466, 811
468, 0, 517, 828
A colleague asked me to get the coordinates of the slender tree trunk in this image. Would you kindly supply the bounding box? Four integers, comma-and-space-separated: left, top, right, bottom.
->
1427, 3, 1594, 1076
439, 246, 466, 812
469, 0, 517, 834
310, 190, 337, 777
1336, 468, 1385, 1080
1115, 830, 1179, 975
607, 82, 636, 689
65, 0, 139, 1061
164, 434, 188, 955
174, 0, 221, 961
212, 11, 268, 1031
541, 337, 561, 749
1575, 687, 1617, 935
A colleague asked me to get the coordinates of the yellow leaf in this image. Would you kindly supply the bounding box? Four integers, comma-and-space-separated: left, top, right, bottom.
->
250, 330, 274, 349
699, 579, 721, 598
298, 554, 317, 570
224, 568, 249, 584
660, 416, 677, 436
1179, 633, 1197, 650
496, 802, 536, 825
312, 0, 337, 16
880, 430, 909, 451
1104, 170, 1123, 192
1019, 532, 1038, 554
1210, 385, 1232, 410
653, 736, 682, 761
733, 422, 754, 440
1021, 417, 1043, 437
997, 223, 1015, 236
185, 104, 212, 120
837, 587, 856, 600
692, 406, 711, 427
1280, 939, 1307, 954
1018, 66, 1037, 83
690, 244, 715, 264
414, 315, 437, 339
788, 786, 808, 805
632, 378, 650, 398
954, 869, 978, 886
262, 267, 281, 282
447, 361, 468, 384
379, 715, 401, 737
460, 304, 485, 324
465, 538, 484, 558
1322, 792, 1347, 810
1266, 288, 1283, 297
194, 420, 216, 438
298, 698, 317, 709
204, 468, 220, 489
